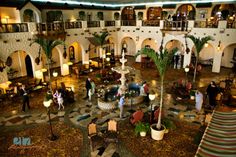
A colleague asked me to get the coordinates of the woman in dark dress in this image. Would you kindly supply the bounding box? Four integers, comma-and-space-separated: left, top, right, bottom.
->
206, 81, 219, 108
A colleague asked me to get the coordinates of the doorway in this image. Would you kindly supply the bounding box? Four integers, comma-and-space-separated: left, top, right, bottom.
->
25, 55, 33, 77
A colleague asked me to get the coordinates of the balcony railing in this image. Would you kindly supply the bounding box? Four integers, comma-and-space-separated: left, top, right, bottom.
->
163, 20, 188, 31
87, 21, 100, 28
121, 20, 136, 26
65, 21, 82, 29
0, 23, 28, 33
194, 21, 218, 28
36, 22, 64, 32
142, 20, 160, 27
105, 21, 115, 27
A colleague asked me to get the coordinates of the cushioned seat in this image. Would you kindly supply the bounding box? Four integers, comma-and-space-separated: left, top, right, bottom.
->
130, 110, 144, 125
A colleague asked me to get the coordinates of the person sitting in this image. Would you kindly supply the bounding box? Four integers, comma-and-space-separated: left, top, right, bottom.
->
130, 108, 144, 125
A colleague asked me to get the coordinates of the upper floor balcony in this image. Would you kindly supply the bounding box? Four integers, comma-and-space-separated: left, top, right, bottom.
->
0, 19, 235, 35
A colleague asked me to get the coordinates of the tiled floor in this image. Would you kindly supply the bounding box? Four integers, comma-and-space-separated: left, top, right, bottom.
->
0, 57, 235, 156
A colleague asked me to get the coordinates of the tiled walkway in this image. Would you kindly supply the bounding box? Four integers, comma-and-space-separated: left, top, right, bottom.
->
0, 60, 235, 156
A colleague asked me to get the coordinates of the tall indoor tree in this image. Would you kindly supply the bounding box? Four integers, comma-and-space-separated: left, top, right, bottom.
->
30, 36, 64, 90
186, 35, 213, 83
135, 47, 178, 130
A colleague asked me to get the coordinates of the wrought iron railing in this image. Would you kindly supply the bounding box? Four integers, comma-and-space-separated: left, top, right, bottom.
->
87, 21, 100, 28
194, 21, 218, 28
36, 22, 64, 32
142, 20, 160, 27
0, 23, 28, 33
121, 20, 136, 26
163, 20, 188, 31
105, 21, 115, 27
65, 21, 82, 29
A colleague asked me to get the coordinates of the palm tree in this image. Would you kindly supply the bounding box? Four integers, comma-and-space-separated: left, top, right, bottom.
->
135, 47, 178, 130
186, 35, 213, 83
92, 31, 109, 48
30, 37, 64, 90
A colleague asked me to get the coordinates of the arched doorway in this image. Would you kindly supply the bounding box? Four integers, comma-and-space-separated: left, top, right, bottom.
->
222, 43, 236, 68
121, 37, 136, 56
176, 4, 196, 20
121, 6, 136, 26
25, 55, 33, 77
23, 9, 36, 22
165, 40, 184, 69
147, 7, 162, 20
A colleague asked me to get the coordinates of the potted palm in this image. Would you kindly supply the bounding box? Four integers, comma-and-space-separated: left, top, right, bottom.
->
135, 121, 150, 137
135, 47, 178, 140
79, 11, 86, 21
30, 35, 65, 90
114, 12, 120, 20
97, 12, 104, 20
186, 35, 213, 83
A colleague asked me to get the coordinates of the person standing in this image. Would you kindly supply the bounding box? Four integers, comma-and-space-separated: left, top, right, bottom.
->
53, 89, 64, 110
119, 95, 125, 119
195, 90, 203, 113
206, 81, 219, 109
19, 85, 30, 112
85, 77, 91, 99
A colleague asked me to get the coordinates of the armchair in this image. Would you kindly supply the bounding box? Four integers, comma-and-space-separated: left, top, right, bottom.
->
87, 122, 104, 151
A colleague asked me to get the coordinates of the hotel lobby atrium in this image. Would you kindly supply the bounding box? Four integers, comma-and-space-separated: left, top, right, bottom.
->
0, 0, 236, 156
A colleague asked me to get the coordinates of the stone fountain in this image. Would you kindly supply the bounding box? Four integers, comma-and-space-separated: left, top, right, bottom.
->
112, 50, 130, 95
97, 50, 144, 110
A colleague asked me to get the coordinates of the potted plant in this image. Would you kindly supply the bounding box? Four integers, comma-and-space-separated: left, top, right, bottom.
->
162, 118, 176, 133
135, 46, 178, 140
79, 11, 86, 21
135, 121, 150, 137
189, 90, 196, 100
114, 12, 120, 20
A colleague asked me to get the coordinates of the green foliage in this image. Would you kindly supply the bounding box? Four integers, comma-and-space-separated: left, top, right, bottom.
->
114, 12, 120, 20
138, 12, 143, 20
97, 12, 104, 20
44, 91, 53, 101
162, 118, 176, 130
134, 121, 150, 136
79, 11, 85, 20
92, 31, 109, 47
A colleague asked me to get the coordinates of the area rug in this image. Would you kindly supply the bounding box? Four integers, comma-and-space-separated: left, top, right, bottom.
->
195, 110, 236, 156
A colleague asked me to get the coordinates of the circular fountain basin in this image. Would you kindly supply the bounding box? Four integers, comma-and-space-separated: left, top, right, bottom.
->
97, 83, 144, 110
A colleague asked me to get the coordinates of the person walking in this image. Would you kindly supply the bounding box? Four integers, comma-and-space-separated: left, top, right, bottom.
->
195, 90, 203, 113
119, 95, 125, 119
19, 84, 30, 112
206, 81, 219, 109
85, 77, 91, 99
54, 89, 64, 110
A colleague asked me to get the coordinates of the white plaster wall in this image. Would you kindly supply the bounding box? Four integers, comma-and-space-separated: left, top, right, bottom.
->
221, 44, 236, 68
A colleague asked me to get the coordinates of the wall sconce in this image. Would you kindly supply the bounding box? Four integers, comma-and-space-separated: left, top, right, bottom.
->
185, 35, 190, 54
63, 45, 67, 59
204, 43, 209, 47
0, 59, 6, 72
217, 41, 221, 51
136, 36, 139, 42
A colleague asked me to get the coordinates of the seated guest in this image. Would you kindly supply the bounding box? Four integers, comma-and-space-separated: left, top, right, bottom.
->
130, 107, 144, 125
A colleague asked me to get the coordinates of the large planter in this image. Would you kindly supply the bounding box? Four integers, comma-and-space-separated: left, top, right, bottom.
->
150, 124, 166, 140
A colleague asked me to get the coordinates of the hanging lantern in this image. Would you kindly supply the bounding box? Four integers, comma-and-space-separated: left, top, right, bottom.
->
63, 45, 67, 59
5, 56, 12, 66
35, 57, 40, 65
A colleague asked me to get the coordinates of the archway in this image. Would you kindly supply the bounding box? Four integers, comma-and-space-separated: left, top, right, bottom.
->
222, 43, 236, 68
121, 6, 135, 20
121, 37, 136, 56
147, 7, 162, 20
23, 9, 36, 22
6, 50, 30, 79
25, 55, 33, 77
176, 4, 196, 20
165, 40, 184, 69
141, 38, 158, 51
